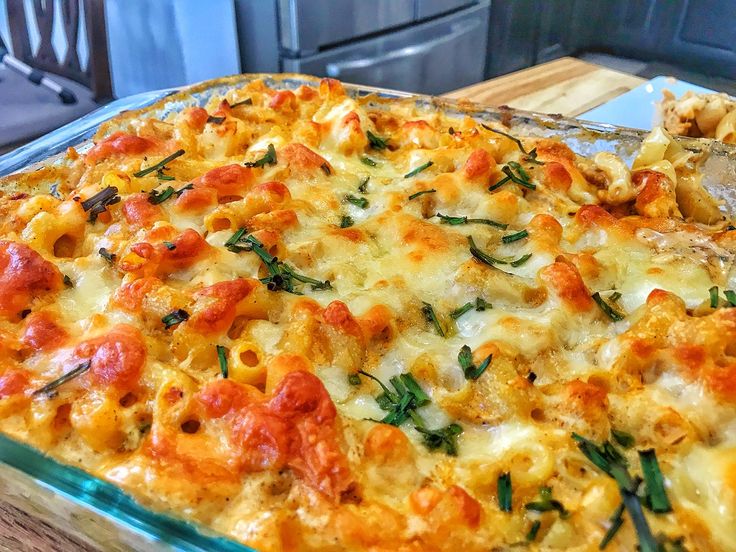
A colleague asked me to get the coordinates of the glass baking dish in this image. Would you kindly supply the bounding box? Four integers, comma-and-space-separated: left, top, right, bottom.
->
1, 73, 735, 551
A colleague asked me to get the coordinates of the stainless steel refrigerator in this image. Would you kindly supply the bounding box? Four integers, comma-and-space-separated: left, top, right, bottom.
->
236, 0, 491, 95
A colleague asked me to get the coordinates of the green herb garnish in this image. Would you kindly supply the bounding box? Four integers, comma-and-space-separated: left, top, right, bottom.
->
162, 241, 176, 250
162, 309, 189, 329
502, 229, 529, 243
225, 230, 331, 293
639, 449, 672, 513
592, 292, 625, 321
609, 291, 622, 302
361, 156, 378, 167
32, 360, 91, 396
476, 297, 491, 310
468, 235, 506, 266
228, 98, 252, 108
216, 345, 228, 378
359, 370, 462, 456
612, 429, 635, 448
340, 215, 354, 228
600, 503, 625, 550
244, 143, 277, 168
358, 177, 369, 193
449, 302, 473, 320
415, 423, 463, 456
435, 212, 508, 229
98, 247, 116, 263
525, 486, 570, 518
408, 189, 436, 200
481, 124, 544, 164
320, 162, 331, 175
404, 161, 433, 178
421, 302, 446, 337
134, 149, 185, 178
572, 433, 658, 552
498, 472, 512, 512
725, 289, 736, 307
367, 130, 389, 150
63, 275, 74, 287
526, 520, 542, 541
81, 186, 121, 222
207, 115, 225, 124
346, 194, 369, 209
148, 186, 175, 204
510, 253, 532, 267
709, 285, 720, 308
348, 373, 361, 386
457, 344, 492, 380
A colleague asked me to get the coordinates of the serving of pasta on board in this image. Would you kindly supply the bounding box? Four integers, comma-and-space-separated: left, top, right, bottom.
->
0, 75, 735, 552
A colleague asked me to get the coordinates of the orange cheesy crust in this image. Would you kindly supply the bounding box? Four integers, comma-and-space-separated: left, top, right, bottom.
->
0, 76, 735, 552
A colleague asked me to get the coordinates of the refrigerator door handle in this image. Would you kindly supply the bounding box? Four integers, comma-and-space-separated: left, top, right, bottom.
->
325, 19, 479, 77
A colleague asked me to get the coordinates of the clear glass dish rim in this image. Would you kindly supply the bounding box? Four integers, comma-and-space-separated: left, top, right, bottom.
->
1, 72, 735, 550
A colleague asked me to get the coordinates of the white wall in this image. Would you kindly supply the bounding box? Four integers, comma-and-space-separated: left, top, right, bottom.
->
0, 0, 241, 98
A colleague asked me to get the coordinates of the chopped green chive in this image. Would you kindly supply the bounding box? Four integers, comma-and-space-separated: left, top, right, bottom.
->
481, 124, 544, 164
572, 433, 659, 552
361, 156, 378, 167
468, 235, 506, 266
611, 429, 635, 448
148, 186, 175, 204
498, 472, 512, 512
709, 285, 719, 308
346, 194, 369, 209
488, 175, 512, 192
228, 98, 252, 108
449, 302, 473, 319
216, 345, 228, 378
599, 503, 625, 549
162, 309, 189, 329
457, 344, 491, 380
358, 177, 369, 193
421, 302, 446, 337
639, 449, 672, 513
476, 297, 492, 310
524, 486, 569, 518
320, 162, 331, 175
98, 247, 116, 263
134, 149, 185, 178
609, 291, 622, 302
81, 186, 121, 222
366, 130, 389, 150
408, 189, 436, 200
404, 161, 433, 178
340, 215, 354, 228
174, 183, 193, 196
244, 143, 277, 168
162, 241, 176, 250
348, 373, 361, 386
502, 163, 537, 190
435, 212, 508, 229
32, 360, 91, 396
592, 292, 625, 321
526, 520, 542, 541
725, 289, 736, 307
415, 423, 463, 456
63, 275, 74, 287
502, 229, 529, 243
510, 253, 532, 267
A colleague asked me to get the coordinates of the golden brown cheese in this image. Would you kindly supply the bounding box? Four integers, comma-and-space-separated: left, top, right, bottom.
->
1, 76, 735, 552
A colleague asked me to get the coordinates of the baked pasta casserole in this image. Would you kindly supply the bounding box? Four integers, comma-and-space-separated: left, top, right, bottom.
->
659, 89, 736, 144
1, 76, 735, 552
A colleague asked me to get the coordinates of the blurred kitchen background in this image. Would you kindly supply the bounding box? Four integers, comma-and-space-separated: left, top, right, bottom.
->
0, 0, 734, 150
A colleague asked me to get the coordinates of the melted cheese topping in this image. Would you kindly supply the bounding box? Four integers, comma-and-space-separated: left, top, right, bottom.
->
1, 77, 735, 552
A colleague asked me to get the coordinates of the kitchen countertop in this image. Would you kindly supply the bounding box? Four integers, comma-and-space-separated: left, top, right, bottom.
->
0, 56, 644, 552
444, 56, 646, 117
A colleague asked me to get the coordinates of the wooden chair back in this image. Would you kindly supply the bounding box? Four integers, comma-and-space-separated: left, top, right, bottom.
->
6, 0, 112, 101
